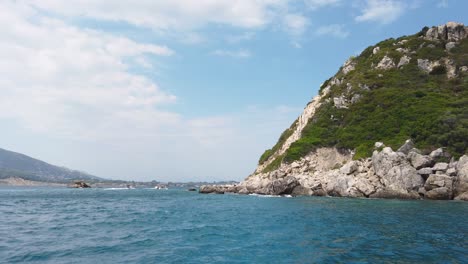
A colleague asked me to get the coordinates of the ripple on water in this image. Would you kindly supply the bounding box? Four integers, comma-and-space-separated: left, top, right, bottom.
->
0, 187, 467, 263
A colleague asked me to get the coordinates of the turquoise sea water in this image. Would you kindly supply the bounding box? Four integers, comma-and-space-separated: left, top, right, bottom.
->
0, 187, 467, 263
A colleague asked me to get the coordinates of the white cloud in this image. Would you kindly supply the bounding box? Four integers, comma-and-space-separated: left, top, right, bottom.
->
355, 0, 405, 24
0, 1, 179, 140
27, 0, 290, 31
305, 0, 341, 10
283, 13, 309, 36
315, 24, 349, 38
211, 49, 252, 58
226, 32, 255, 44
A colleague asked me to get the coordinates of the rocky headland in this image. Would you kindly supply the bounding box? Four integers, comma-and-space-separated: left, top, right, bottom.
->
200, 22, 468, 201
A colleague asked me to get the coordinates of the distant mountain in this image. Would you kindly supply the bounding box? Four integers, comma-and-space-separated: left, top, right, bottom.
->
0, 148, 102, 183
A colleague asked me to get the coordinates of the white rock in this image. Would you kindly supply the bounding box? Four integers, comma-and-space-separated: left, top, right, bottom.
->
433, 162, 449, 171
374, 142, 385, 148
429, 148, 444, 159
372, 147, 424, 194
376, 55, 396, 70
397, 55, 411, 68
425, 22, 467, 42
333, 96, 348, 109
417, 59, 440, 73
446, 42, 457, 51
342, 58, 356, 75
373, 46, 380, 54
340, 161, 358, 175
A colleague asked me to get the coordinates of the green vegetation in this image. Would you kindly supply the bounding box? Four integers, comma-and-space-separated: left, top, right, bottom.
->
258, 119, 298, 164
260, 29, 468, 168
262, 154, 285, 173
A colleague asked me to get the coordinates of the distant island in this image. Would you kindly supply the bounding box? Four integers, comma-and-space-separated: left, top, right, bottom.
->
201, 22, 468, 201
0, 147, 237, 189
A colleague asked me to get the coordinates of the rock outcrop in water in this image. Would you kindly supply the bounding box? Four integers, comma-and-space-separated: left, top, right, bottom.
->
201, 22, 468, 201
201, 143, 468, 201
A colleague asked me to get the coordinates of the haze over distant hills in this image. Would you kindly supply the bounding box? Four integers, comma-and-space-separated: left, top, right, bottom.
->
0, 148, 102, 183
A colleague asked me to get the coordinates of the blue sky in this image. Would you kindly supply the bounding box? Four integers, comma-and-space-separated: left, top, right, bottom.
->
0, 0, 466, 182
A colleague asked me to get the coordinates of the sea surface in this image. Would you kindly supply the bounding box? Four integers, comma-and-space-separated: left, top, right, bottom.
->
0, 187, 467, 263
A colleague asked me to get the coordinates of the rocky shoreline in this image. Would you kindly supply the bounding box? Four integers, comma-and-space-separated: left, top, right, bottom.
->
200, 140, 468, 201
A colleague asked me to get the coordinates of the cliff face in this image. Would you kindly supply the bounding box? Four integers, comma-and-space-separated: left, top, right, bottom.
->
201, 22, 468, 200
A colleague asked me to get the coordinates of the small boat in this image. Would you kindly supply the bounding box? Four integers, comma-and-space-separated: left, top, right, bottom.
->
154, 186, 168, 190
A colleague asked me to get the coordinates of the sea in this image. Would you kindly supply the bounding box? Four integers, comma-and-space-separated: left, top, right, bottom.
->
0, 187, 467, 264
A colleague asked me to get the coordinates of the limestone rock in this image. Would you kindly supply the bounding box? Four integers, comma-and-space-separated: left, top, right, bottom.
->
433, 162, 449, 172
444, 58, 457, 79
340, 161, 358, 175
373, 46, 380, 54
397, 55, 411, 68
408, 151, 434, 169
199, 185, 225, 194
454, 192, 468, 201
397, 139, 414, 154
425, 174, 453, 191
417, 59, 440, 73
262, 176, 299, 195
333, 96, 348, 109
454, 155, 468, 197
374, 142, 385, 148
369, 189, 420, 200
372, 147, 424, 195
429, 148, 444, 159
291, 185, 313, 196
426, 187, 451, 200
446, 42, 456, 51
446, 168, 457, 176
342, 58, 356, 75
376, 55, 395, 70
417, 167, 433, 176
425, 22, 467, 42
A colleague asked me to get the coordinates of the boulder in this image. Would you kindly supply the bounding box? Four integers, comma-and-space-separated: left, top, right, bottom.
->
374, 142, 385, 148
426, 187, 451, 200
425, 174, 453, 190
417, 167, 433, 176
369, 189, 420, 200
429, 148, 444, 159
446, 168, 457, 176
408, 151, 434, 169
372, 147, 424, 195
340, 161, 358, 175
424, 174, 453, 200
433, 162, 449, 172
71, 181, 91, 188
397, 139, 415, 154
262, 176, 299, 195
454, 192, 468, 201
199, 185, 224, 194
454, 155, 468, 197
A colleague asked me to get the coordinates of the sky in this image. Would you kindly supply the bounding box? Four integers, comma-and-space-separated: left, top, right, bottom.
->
0, 0, 466, 182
